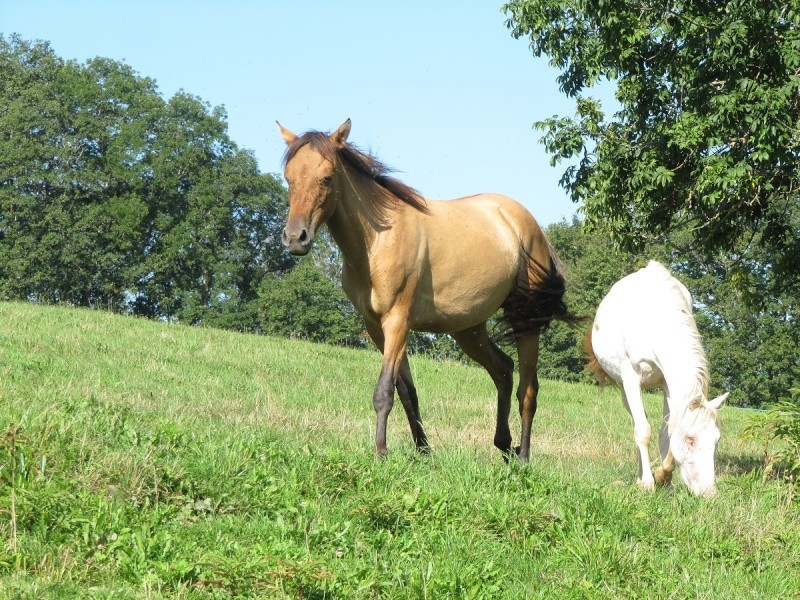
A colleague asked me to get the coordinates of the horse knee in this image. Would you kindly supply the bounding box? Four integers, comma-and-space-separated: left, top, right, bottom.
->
373, 393, 393, 415
489, 352, 514, 397
633, 424, 651, 448
373, 375, 394, 415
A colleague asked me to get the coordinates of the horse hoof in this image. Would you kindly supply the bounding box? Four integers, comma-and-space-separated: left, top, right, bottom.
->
499, 448, 514, 464
654, 466, 673, 486
636, 479, 655, 492
501, 446, 528, 464
514, 446, 532, 462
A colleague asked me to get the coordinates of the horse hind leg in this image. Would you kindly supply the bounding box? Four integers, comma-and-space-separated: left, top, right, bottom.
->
396, 355, 430, 453
452, 324, 514, 456
654, 390, 674, 486
515, 333, 541, 463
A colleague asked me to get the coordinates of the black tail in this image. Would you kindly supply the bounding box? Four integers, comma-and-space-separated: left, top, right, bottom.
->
498, 248, 585, 340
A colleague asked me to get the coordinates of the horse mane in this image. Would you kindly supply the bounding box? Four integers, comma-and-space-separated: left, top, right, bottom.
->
282, 131, 429, 214
679, 318, 710, 401
646, 261, 710, 401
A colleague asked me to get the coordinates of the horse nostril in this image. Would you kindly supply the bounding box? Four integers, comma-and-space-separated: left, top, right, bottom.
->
281, 228, 290, 246
298, 228, 309, 244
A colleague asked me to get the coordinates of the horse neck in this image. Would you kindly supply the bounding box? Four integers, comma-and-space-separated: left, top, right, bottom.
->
325, 163, 395, 273
658, 325, 710, 409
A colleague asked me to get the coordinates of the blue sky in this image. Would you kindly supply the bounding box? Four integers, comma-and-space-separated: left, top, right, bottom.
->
1, 1, 614, 225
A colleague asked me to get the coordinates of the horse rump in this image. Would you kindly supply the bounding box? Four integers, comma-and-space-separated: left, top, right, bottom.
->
582, 327, 613, 385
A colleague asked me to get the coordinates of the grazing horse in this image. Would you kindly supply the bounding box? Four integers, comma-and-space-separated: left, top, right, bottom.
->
278, 119, 580, 460
585, 261, 728, 496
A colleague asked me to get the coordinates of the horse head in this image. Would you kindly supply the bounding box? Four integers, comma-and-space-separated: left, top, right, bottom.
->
277, 119, 351, 255
670, 392, 728, 497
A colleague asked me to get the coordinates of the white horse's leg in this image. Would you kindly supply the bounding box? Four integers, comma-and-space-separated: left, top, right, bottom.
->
654, 390, 674, 485
620, 362, 655, 490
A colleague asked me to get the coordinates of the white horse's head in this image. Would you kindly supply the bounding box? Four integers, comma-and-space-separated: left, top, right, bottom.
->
670, 393, 728, 497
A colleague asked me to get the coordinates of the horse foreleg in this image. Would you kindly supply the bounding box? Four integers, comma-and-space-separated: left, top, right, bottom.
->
620, 363, 655, 490
373, 362, 395, 457
452, 324, 514, 456
371, 314, 409, 457
515, 333, 541, 463
396, 356, 429, 452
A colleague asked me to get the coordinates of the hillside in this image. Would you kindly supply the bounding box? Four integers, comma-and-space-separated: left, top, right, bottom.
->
0, 302, 797, 598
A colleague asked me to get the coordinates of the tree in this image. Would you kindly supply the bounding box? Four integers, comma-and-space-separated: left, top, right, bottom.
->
127, 92, 291, 325
538, 218, 636, 382
0, 35, 290, 329
256, 258, 366, 347
0, 37, 156, 306
503, 1, 800, 288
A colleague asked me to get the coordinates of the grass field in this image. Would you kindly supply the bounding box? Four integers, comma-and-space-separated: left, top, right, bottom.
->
0, 302, 797, 599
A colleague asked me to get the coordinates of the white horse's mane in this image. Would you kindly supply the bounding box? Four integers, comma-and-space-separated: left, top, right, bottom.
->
645, 261, 710, 402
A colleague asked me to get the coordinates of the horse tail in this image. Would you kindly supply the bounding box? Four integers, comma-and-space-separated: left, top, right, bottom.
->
583, 326, 612, 385
498, 245, 586, 340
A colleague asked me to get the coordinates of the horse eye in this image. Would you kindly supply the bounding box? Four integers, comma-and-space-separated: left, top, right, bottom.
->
322, 175, 333, 186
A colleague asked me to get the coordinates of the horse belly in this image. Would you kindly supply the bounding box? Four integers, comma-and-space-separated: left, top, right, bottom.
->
595, 341, 664, 389
410, 274, 513, 333
410, 229, 518, 332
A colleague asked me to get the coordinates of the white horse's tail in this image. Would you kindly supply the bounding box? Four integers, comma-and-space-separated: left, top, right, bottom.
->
583, 326, 613, 385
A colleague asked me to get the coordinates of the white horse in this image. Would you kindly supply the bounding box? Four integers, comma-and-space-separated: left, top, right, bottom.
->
585, 261, 728, 497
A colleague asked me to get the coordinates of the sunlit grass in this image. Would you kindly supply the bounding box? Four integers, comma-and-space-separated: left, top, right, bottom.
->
0, 302, 797, 599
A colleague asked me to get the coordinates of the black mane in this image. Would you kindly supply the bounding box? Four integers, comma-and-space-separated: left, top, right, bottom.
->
283, 130, 428, 214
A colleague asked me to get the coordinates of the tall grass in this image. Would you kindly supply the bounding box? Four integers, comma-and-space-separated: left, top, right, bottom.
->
0, 302, 797, 598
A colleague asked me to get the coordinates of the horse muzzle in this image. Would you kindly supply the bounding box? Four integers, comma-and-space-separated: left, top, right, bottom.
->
282, 225, 312, 256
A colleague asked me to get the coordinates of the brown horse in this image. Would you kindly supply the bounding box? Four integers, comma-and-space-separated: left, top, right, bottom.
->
278, 119, 580, 460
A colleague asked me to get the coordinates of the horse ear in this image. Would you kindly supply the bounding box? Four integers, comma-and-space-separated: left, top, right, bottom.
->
708, 393, 729, 410
688, 396, 704, 410
331, 118, 351, 147
276, 121, 298, 144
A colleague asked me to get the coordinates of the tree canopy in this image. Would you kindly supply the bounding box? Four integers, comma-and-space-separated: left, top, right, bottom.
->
0, 35, 292, 324
503, 1, 800, 288
3, 32, 797, 410
541, 218, 799, 408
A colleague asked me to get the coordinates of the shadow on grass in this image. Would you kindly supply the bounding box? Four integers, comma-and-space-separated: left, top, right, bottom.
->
718, 452, 765, 477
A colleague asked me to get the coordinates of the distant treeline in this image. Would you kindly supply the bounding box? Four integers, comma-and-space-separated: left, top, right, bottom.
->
1, 35, 797, 408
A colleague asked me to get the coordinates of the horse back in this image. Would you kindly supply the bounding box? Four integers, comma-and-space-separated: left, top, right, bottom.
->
589, 261, 692, 387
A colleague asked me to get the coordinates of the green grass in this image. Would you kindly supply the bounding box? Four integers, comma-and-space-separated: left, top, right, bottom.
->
0, 302, 797, 599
